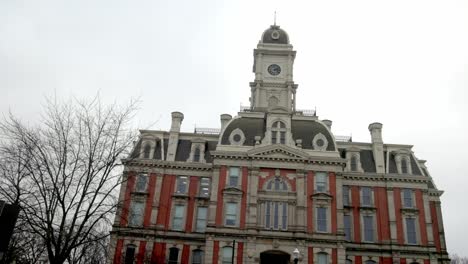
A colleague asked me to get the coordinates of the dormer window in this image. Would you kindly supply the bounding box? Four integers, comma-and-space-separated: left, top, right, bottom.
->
401, 158, 409, 174
395, 151, 413, 175
350, 156, 358, 171
193, 147, 201, 162
346, 148, 363, 172
271, 121, 286, 144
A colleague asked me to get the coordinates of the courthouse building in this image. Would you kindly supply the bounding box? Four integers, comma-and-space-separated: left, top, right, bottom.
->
109, 24, 449, 264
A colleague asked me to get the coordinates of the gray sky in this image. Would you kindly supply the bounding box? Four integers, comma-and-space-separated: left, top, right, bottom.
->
1, 0, 467, 255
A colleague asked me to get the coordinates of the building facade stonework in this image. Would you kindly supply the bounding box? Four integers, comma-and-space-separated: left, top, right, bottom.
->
109, 25, 449, 264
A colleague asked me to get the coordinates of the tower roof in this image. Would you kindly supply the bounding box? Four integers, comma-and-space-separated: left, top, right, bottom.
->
260, 25, 290, 44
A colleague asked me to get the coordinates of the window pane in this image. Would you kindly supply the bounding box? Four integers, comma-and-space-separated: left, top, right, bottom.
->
135, 174, 148, 192
199, 178, 210, 197
196, 207, 207, 232
280, 132, 286, 144
317, 207, 327, 232
318, 253, 328, 264
343, 186, 350, 206
192, 250, 203, 264
225, 203, 237, 226
143, 144, 151, 159
273, 202, 279, 229
222, 247, 233, 264
362, 187, 372, 206
403, 189, 413, 208
363, 215, 374, 242
350, 156, 357, 171
265, 202, 271, 228
315, 172, 327, 192
344, 214, 352, 241
229, 167, 239, 186
406, 218, 417, 244
177, 176, 188, 194
129, 201, 144, 226
193, 147, 201, 162
173, 205, 185, 230
169, 247, 179, 264
272, 131, 277, 144
282, 203, 288, 230
402, 159, 408, 174
124, 246, 136, 264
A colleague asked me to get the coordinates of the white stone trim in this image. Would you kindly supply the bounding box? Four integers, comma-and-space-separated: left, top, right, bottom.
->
312, 133, 329, 151
229, 128, 246, 146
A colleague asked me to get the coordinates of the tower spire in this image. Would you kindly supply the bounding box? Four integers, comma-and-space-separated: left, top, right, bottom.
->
274, 11, 277, 26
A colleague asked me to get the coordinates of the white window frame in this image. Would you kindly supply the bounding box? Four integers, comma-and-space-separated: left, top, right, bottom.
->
361, 187, 373, 207
344, 213, 353, 241
228, 167, 240, 187
135, 173, 148, 193
402, 188, 414, 208
195, 206, 208, 232
343, 185, 350, 206
404, 216, 419, 245
264, 201, 288, 230
199, 177, 210, 197
128, 200, 145, 227
315, 172, 328, 193
224, 202, 238, 227
362, 214, 375, 242
176, 176, 188, 194
172, 204, 186, 231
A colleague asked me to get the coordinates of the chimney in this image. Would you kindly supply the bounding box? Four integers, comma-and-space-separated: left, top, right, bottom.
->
368, 122, 385, 173
220, 114, 232, 132
170, 111, 184, 132
322, 119, 332, 130
167, 111, 184, 161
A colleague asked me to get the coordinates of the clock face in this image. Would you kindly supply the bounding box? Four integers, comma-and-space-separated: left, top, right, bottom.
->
267, 64, 281, 76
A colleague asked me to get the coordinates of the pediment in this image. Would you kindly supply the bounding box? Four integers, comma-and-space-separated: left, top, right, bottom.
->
247, 144, 309, 160
223, 187, 243, 196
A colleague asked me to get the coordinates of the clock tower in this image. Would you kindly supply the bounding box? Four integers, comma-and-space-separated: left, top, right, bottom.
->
250, 25, 298, 113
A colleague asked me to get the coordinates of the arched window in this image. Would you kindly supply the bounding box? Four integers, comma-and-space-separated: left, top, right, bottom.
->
192, 249, 203, 264
401, 158, 408, 174
168, 247, 179, 264
317, 253, 328, 264
193, 147, 201, 162
143, 143, 151, 159
222, 246, 233, 264
266, 178, 288, 191
271, 121, 286, 144
124, 244, 136, 264
350, 155, 358, 171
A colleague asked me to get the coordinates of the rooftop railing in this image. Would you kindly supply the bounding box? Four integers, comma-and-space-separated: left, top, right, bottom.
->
194, 127, 220, 135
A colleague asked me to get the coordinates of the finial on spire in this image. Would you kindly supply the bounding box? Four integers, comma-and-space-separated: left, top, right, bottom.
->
274, 11, 277, 26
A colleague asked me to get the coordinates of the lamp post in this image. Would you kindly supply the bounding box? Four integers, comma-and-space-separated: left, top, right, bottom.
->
293, 248, 300, 264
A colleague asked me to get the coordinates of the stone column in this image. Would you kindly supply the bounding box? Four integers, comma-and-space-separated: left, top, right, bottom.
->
387, 187, 398, 243
246, 167, 260, 229
422, 190, 434, 245
295, 169, 307, 231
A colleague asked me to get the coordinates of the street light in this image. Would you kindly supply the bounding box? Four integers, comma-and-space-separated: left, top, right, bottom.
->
293, 248, 300, 264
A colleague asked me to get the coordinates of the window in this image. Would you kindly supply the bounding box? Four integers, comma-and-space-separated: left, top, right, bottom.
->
350, 155, 358, 171
403, 189, 413, 208
128, 201, 144, 226
195, 207, 208, 232
271, 121, 286, 144
135, 173, 148, 192
266, 178, 288, 191
168, 247, 179, 264
363, 215, 374, 242
343, 185, 350, 206
143, 143, 151, 159
192, 250, 203, 264
199, 178, 210, 197
265, 201, 288, 230
193, 147, 201, 162
124, 245, 136, 264
406, 217, 417, 244
225, 203, 237, 226
222, 247, 233, 264
172, 205, 185, 230
317, 253, 328, 264
315, 172, 328, 192
401, 158, 408, 174
176, 176, 188, 194
316, 207, 327, 232
228, 167, 240, 187
361, 187, 372, 206
344, 214, 352, 241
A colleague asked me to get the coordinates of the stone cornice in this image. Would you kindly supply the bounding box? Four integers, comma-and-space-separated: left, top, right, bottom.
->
122, 159, 213, 171
343, 173, 431, 184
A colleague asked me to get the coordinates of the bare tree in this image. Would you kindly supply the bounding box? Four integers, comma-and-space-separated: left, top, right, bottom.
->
451, 255, 468, 264
0, 97, 138, 264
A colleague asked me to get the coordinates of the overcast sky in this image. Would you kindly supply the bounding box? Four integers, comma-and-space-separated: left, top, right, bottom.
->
1, 0, 467, 256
